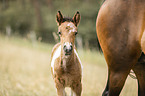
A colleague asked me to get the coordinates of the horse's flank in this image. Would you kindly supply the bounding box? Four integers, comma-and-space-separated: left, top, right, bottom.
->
96, 0, 145, 95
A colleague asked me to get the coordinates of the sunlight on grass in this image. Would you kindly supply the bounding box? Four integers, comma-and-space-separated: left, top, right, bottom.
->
0, 35, 137, 96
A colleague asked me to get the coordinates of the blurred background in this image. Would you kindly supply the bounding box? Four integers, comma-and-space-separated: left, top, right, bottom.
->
0, 0, 103, 50
0, 0, 137, 96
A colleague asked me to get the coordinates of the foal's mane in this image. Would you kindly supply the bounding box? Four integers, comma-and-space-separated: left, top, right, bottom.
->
62, 17, 73, 23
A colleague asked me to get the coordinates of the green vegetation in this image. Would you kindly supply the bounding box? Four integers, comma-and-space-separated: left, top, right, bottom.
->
0, 35, 137, 96
0, 0, 103, 49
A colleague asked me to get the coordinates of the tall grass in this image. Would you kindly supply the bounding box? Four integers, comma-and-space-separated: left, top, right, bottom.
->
0, 35, 137, 96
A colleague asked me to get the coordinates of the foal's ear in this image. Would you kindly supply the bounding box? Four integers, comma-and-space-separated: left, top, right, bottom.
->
56, 11, 63, 26
73, 11, 80, 26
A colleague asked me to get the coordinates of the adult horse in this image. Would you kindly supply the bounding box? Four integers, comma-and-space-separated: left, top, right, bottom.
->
96, 0, 145, 96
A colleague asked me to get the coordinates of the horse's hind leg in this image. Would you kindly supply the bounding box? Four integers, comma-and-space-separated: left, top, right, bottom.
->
133, 53, 145, 96
102, 71, 109, 96
108, 69, 130, 96
102, 55, 139, 96
102, 66, 131, 96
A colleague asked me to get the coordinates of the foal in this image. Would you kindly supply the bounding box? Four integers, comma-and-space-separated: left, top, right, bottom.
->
50, 11, 82, 96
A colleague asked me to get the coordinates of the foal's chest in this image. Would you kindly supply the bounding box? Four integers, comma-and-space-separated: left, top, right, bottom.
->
56, 70, 81, 87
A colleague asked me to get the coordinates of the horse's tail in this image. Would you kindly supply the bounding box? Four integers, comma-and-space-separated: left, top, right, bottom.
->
97, 38, 102, 52
141, 31, 145, 54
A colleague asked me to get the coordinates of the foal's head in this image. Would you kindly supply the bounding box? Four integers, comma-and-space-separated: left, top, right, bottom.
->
56, 11, 80, 58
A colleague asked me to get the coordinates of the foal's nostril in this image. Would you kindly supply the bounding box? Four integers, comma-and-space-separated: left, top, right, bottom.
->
63, 45, 67, 52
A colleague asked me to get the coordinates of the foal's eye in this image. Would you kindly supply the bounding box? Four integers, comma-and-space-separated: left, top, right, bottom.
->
58, 32, 61, 35
75, 32, 78, 35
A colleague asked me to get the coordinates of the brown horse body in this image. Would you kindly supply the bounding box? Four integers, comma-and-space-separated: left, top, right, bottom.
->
96, 0, 145, 96
51, 11, 82, 96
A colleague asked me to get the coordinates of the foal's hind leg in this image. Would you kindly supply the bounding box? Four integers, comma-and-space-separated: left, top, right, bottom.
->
133, 53, 145, 96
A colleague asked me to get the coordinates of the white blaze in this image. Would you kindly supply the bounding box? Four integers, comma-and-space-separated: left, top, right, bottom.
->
67, 23, 77, 34
64, 42, 72, 50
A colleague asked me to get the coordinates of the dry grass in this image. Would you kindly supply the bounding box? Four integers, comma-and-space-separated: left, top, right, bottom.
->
0, 35, 137, 96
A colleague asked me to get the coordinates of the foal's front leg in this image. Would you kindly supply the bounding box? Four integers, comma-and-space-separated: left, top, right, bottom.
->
56, 87, 66, 96
71, 81, 82, 96
55, 78, 66, 96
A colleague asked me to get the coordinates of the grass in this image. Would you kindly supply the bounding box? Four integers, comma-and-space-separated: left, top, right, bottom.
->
0, 35, 137, 96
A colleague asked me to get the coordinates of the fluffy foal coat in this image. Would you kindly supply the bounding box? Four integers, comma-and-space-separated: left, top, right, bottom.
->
50, 11, 83, 96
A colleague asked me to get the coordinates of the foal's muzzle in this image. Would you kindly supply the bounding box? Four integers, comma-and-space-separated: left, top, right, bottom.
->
63, 42, 73, 55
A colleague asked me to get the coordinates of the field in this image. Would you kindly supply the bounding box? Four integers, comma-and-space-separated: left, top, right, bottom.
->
0, 35, 137, 96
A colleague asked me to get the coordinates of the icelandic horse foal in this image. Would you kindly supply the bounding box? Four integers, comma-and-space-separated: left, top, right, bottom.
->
50, 11, 82, 96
